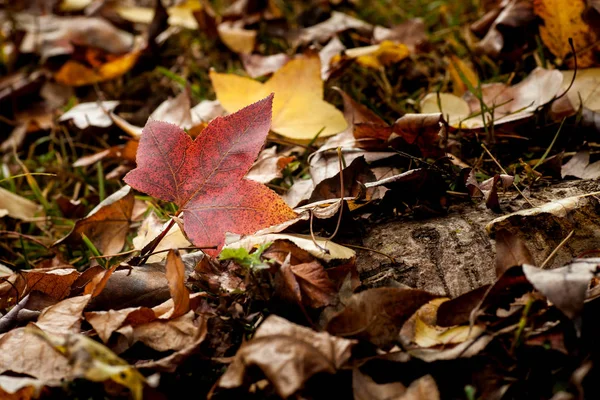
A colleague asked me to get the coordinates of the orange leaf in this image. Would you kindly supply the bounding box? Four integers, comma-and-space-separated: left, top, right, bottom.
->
163, 250, 190, 319
534, 0, 597, 67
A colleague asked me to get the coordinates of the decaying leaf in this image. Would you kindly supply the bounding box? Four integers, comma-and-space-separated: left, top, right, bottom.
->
162, 249, 191, 319
210, 55, 347, 139
326, 287, 439, 347
124, 96, 296, 252
276, 254, 337, 308
27, 324, 146, 400
218, 315, 356, 397
241, 53, 290, 78
54, 186, 134, 255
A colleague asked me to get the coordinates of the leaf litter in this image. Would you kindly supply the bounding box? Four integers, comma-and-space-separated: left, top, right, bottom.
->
3, 0, 600, 398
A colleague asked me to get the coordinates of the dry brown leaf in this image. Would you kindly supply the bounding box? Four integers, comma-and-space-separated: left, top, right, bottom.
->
326, 287, 439, 347
86, 307, 156, 343
494, 228, 536, 276
534, 0, 597, 67
219, 315, 356, 397
0, 327, 72, 382
400, 375, 440, 400
353, 368, 406, 400
276, 254, 336, 308
162, 250, 191, 319
36, 295, 90, 334
121, 310, 200, 352
54, 186, 134, 255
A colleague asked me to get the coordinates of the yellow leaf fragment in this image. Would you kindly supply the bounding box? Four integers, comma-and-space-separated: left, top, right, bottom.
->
447, 55, 479, 95
534, 0, 597, 67
116, 0, 202, 29
217, 22, 257, 54
210, 55, 347, 139
55, 50, 140, 87
345, 41, 410, 69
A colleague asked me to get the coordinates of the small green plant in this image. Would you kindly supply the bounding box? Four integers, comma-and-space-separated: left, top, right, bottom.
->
218, 242, 273, 270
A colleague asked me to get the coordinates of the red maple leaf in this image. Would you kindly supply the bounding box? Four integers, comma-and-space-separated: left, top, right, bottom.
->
124, 94, 295, 252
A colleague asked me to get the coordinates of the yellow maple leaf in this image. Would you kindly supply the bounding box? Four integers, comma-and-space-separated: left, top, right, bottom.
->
534, 0, 597, 68
210, 55, 347, 139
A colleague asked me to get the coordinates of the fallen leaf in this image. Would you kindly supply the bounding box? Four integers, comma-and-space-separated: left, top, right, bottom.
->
276, 254, 336, 308
319, 36, 346, 80
55, 49, 140, 87
115, 0, 202, 29
217, 21, 256, 54
523, 260, 598, 321
210, 55, 347, 139
132, 212, 192, 263
326, 287, 439, 347
135, 314, 208, 372
402, 298, 484, 348
399, 375, 440, 400
561, 151, 600, 179
494, 228, 536, 276
218, 315, 356, 397
224, 233, 355, 262
246, 146, 294, 184
27, 324, 146, 400
292, 11, 373, 46
162, 249, 191, 319
59, 101, 119, 129
447, 55, 479, 96
473, 0, 535, 57
87, 252, 205, 310
422, 68, 563, 129
18, 15, 134, 60
36, 295, 91, 334
124, 95, 295, 252
353, 368, 406, 400
534, 0, 597, 67
54, 185, 134, 255
241, 53, 290, 78
0, 186, 43, 221
373, 18, 427, 51
0, 376, 44, 399
344, 41, 410, 69
486, 192, 593, 233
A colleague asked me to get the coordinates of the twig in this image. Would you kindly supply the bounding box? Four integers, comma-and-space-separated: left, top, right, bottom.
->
541, 229, 575, 269
481, 143, 535, 207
